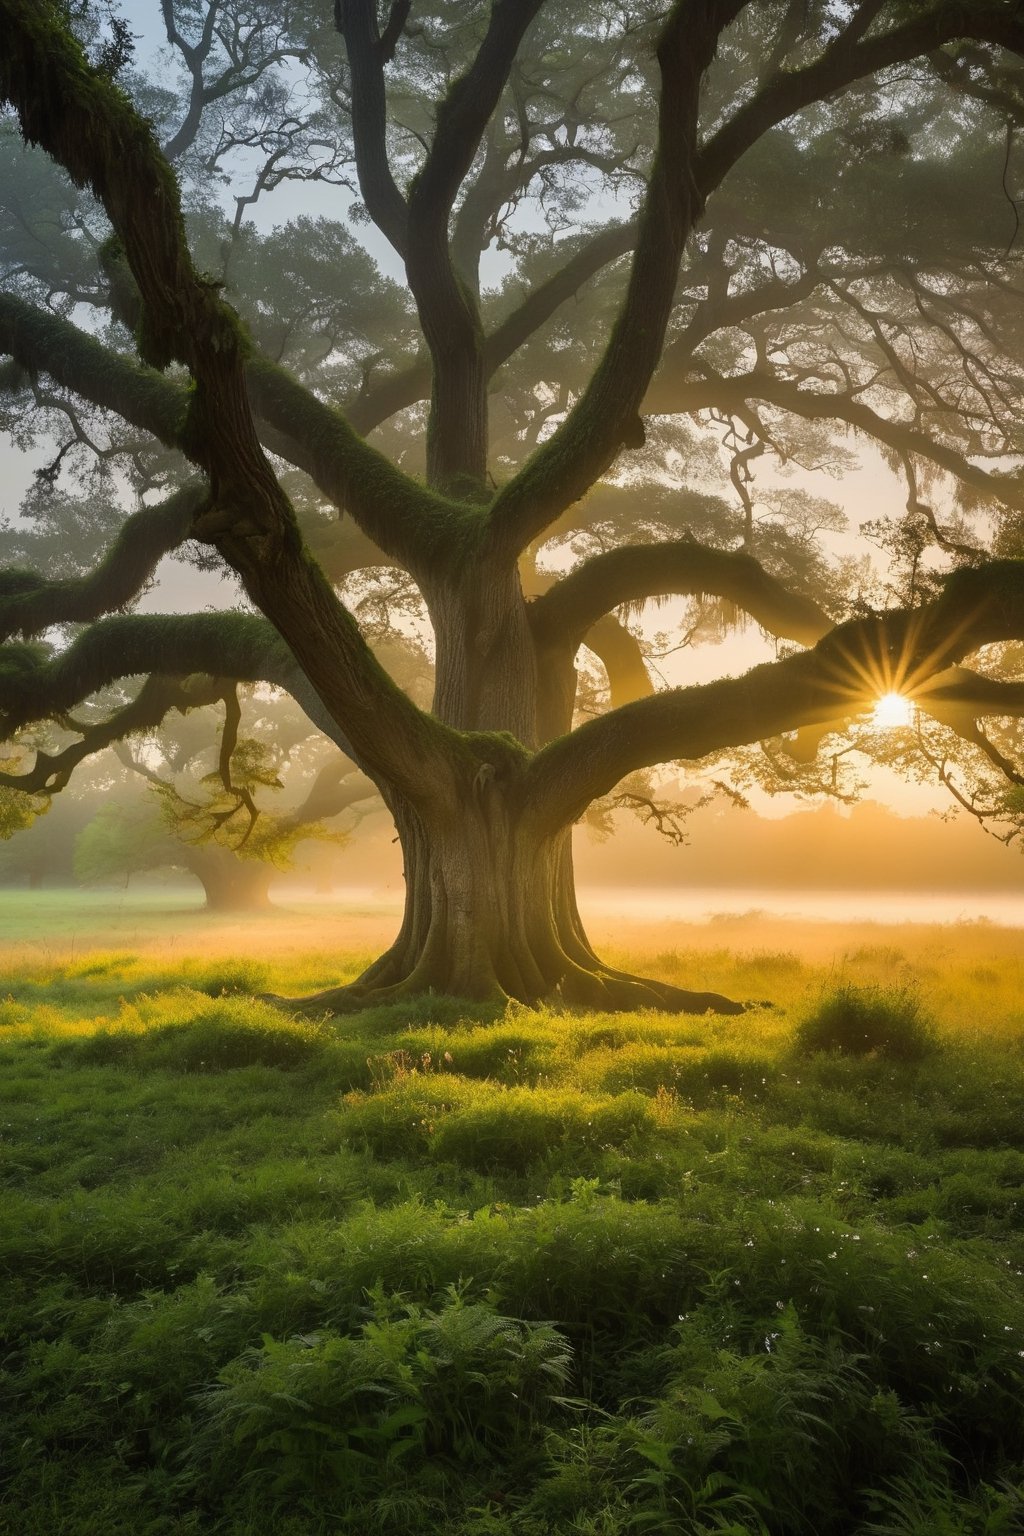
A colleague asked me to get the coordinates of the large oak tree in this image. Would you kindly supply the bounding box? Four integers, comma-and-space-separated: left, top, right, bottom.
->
4, 0, 1024, 1012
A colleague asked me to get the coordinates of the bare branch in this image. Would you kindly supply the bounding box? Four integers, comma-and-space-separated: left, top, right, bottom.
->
278, 759, 377, 831
646, 364, 1024, 516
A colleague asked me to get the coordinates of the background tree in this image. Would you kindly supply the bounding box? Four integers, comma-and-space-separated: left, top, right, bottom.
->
5, 2, 1024, 1011
105, 685, 377, 910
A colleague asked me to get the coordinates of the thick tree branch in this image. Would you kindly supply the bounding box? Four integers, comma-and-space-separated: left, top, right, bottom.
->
924, 666, 1024, 720
481, 222, 637, 379
345, 221, 637, 436
379, 0, 412, 64
529, 539, 832, 653
525, 559, 1024, 832
0, 484, 204, 642
400, 1, 546, 491
160, 0, 223, 161
696, 4, 1024, 206
0, 612, 291, 734
278, 760, 377, 831
0, 290, 455, 574
0, 3, 468, 804
334, 0, 409, 255
410, 0, 546, 226
489, 0, 1024, 559
0, 292, 187, 446
241, 352, 480, 576
583, 614, 654, 711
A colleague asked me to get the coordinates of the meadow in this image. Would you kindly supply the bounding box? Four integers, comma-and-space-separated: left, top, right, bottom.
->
2, 891, 1024, 1535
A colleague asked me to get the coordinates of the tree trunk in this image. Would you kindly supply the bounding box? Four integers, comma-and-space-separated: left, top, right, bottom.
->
265, 561, 744, 1016
186, 849, 274, 913
275, 786, 742, 1015
426, 559, 539, 742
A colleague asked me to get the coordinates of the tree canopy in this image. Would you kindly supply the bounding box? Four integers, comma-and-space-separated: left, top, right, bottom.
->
4, 0, 1024, 1011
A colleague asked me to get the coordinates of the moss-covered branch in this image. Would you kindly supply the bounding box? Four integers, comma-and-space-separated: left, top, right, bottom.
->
0, 290, 451, 574
0, 484, 204, 642
529, 540, 832, 654
525, 559, 1024, 833
0, 612, 291, 734
0, 292, 188, 445
242, 353, 484, 573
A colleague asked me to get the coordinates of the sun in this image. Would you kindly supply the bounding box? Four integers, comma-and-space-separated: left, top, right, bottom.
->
870, 691, 915, 729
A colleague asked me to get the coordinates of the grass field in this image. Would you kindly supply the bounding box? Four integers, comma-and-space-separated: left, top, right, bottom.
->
2, 892, 1024, 1534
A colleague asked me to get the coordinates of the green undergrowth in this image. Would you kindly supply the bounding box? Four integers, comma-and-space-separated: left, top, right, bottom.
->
1, 946, 1024, 1534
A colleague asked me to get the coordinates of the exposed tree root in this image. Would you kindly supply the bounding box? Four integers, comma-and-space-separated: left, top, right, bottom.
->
262, 948, 746, 1019
260, 814, 749, 1019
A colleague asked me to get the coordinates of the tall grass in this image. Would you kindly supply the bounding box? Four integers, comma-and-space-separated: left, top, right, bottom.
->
2, 912, 1024, 1533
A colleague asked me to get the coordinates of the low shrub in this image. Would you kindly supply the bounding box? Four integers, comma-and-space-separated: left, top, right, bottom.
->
795, 985, 937, 1061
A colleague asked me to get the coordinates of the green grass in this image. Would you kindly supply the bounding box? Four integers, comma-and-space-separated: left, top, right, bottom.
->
2, 909, 1024, 1533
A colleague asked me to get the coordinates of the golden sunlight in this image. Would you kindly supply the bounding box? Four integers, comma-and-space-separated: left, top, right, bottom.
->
870, 691, 915, 729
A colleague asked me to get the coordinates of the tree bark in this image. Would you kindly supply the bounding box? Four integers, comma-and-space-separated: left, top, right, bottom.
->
426, 559, 539, 742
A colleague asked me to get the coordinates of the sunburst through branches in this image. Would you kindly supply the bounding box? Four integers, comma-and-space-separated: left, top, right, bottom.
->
870, 691, 915, 729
